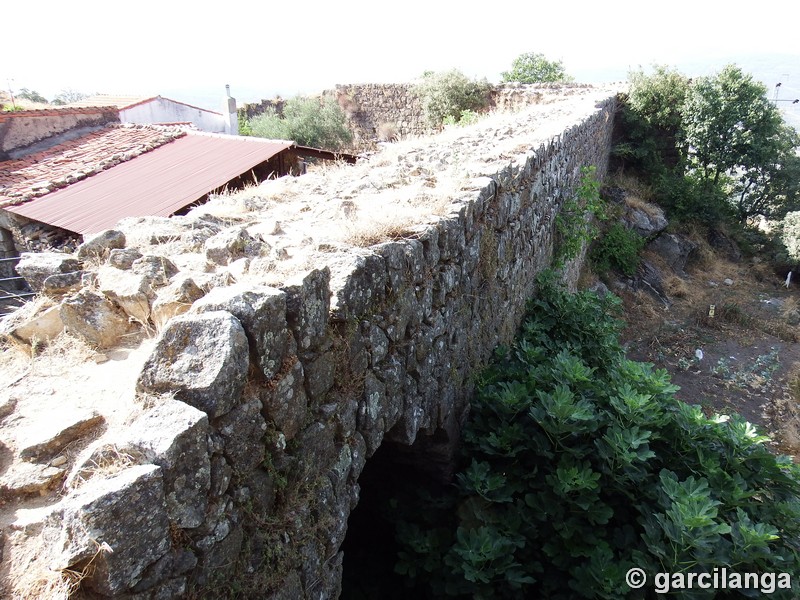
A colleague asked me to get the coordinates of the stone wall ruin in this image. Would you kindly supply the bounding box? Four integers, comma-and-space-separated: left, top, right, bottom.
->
0, 87, 618, 598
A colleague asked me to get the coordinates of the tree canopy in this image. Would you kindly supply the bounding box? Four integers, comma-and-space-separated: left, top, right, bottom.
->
621, 64, 800, 224
501, 52, 573, 84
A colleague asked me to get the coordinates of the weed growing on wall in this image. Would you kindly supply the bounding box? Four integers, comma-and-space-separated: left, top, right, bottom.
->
555, 165, 607, 264
392, 272, 800, 598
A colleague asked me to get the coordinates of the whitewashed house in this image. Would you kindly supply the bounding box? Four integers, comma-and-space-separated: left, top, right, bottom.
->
68, 87, 238, 134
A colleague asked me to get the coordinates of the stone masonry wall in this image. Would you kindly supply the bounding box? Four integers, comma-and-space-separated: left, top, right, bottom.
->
0, 107, 120, 160
240, 82, 604, 150
1, 91, 617, 599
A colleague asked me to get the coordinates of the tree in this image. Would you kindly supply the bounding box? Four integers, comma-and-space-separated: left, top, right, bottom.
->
244, 96, 352, 151
501, 52, 573, 84
17, 88, 48, 104
681, 65, 800, 222
682, 65, 782, 186
617, 66, 690, 174
627, 65, 689, 133
412, 69, 492, 127
52, 88, 89, 105
732, 124, 800, 223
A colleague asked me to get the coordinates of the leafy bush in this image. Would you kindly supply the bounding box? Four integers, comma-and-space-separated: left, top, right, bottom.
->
413, 69, 492, 127
501, 52, 573, 84
555, 166, 607, 263
394, 275, 800, 599
242, 96, 352, 151
442, 109, 480, 127
590, 223, 644, 276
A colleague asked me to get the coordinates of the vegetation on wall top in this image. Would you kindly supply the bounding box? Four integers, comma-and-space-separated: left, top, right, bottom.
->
412, 69, 492, 128
501, 52, 574, 84
241, 96, 353, 151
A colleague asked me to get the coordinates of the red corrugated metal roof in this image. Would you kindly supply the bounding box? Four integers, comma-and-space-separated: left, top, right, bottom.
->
5, 134, 292, 235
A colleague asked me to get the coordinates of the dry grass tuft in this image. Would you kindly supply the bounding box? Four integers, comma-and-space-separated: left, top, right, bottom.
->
611, 173, 654, 202
4, 528, 112, 599
377, 122, 399, 142
31, 332, 95, 377
344, 218, 419, 247
66, 443, 142, 491
665, 275, 690, 298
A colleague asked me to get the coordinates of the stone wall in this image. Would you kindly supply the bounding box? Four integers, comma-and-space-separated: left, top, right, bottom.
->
241, 82, 606, 150
0, 91, 617, 598
0, 107, 119, 160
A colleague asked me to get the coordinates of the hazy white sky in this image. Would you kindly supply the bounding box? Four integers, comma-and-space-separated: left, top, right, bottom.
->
4, 0, 799, 109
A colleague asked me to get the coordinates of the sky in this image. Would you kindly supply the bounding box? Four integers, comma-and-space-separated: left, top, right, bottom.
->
3, 0, 799, 125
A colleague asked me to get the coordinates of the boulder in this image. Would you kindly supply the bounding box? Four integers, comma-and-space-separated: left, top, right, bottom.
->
97, 266, 154, 325
260, 359, 308, 440
4, 303, 64, 346
108, 248, 143, 270
15, 252, 80, 292
121, 398, 211, 528
42, 270, 84, 296
136, 311, 249, 418
0, 461, 66, 500
647, 233, 697, 277
216, 397, 267, 474
76, 230, 126, 260
19, 409, 104, 461
281, 268, 331, 354
204, 227, 264, 265
150, 276, 205, 330
707, 227, 742, 262
191, 284, 290, 380
60, 289, 132, 348
131, 255, 178, 287
622, 203, 668, 238
46, 464, 171, 596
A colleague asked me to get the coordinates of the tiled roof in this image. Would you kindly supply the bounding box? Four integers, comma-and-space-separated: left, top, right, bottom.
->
67, 94, 156, 109
0, 125, 185, 208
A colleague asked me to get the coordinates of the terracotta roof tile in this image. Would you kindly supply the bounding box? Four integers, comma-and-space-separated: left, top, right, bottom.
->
0, 125, 185, 208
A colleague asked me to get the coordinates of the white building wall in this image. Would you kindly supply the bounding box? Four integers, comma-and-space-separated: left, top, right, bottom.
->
120, 98, 226, 132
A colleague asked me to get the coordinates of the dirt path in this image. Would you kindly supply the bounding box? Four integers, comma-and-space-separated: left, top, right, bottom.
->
616, 247, 800, 459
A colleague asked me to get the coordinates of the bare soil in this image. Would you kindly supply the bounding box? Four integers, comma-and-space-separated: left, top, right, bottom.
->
614, 240, 800, 460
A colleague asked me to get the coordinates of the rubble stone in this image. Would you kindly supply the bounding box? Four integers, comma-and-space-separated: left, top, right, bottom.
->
136, 311, 249, 418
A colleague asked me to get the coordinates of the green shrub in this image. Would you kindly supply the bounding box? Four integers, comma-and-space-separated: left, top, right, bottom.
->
243, 96, 352, 151
442, 109, 480, 127
501, 52, 573, 84
555, 165, 607, 263
394, 275, 800, 599
590, 223, 644, 276
413, 69, 492, 127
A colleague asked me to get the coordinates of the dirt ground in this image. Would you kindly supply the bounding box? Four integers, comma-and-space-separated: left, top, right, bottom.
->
611, 240, 800, 460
